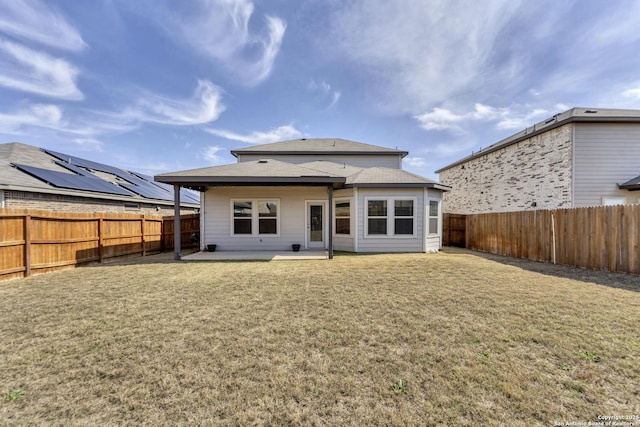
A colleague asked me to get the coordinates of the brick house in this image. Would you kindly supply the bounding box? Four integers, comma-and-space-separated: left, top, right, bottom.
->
1, 142, 199, 214
435, 108, 640, 214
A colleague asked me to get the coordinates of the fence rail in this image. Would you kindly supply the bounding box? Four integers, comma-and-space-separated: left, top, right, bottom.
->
0, 208, 199, 281
463, 204, 639, 275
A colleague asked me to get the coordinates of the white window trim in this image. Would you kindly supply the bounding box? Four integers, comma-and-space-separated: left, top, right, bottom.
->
334, 197, 353, 236
0, 190, 4, 208
364, 197, 417, 238
230, 198, 280, 237
427, 199, 441, 236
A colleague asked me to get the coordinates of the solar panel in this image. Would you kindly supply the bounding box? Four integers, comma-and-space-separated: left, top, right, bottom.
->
13, 164, 133, 197
55, 161, 93, 177
43, 149, 200, 203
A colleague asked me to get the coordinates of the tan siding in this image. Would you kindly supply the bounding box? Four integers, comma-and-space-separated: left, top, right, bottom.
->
574, 123, 640, 207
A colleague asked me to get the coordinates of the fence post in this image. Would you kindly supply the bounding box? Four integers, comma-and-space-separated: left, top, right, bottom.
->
23, 215, 31, 277
141, 215, 146, 257
98, 216, 104, 263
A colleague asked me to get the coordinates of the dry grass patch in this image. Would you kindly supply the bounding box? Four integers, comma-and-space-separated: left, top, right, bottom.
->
1, 249, 639, 426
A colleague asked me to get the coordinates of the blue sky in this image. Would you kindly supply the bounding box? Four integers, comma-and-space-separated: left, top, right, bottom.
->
2, 0, 640, 180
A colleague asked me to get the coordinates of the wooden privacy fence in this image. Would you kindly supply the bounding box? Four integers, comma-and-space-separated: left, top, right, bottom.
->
464, 204, 640, 275
0, 208, 199, 281
443, 213, 466, 247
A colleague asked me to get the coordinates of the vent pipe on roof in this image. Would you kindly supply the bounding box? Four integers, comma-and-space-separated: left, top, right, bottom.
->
258, 159, 268, 163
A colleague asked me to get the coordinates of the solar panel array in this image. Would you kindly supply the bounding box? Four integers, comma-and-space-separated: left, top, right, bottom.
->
11, 149, 200, 204
13, 164, 133, 196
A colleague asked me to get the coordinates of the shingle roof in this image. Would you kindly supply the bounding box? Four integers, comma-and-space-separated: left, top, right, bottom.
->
156, 159, 450, 191
0, 142, 199, 205
435, 107, 640, 173
231, 138, 408, 158
619, 174, 640, 190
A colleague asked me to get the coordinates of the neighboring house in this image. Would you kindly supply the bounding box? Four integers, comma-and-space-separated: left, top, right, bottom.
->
155, 138, 450, 257
0, 142, 199, 214
436, 107, 640, 214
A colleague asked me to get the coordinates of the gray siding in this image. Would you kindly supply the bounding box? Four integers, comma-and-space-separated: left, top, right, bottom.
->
356, 188, 426, 253
202, 186, 326, 251
236, 153, 402, 169
574, 123, 640, 207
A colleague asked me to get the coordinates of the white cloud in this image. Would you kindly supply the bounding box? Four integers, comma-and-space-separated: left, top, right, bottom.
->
0, 38, 83, 100
200, 145, 225, 164
623, 88, 640, 99
162, 0, 286, 86
0, 0, 86, 51
204, 124, 302, 144
308, 79, 342, 110
330, 0, 523, 113
130, 80, 225, 126
415, 103, 550, 133
0, 103, 65, 133
72, 138, 104, 152
403, 157, 426, 168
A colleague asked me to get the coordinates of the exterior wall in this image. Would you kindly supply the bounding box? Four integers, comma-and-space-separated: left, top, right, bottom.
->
574, 123, 640, 207
355, 188, 426, 253
236, 153, 403, 169
439, 123, 574, 213
3, 190, 198, 215
202, 186, 329, 251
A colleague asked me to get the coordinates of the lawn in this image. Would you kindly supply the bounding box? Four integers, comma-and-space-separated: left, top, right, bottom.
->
1, 249, 639, 426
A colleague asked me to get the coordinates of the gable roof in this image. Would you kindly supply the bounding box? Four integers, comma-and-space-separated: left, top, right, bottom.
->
436, 107, 640, 173
231, 138, 408, 158
1, 142, 199, 205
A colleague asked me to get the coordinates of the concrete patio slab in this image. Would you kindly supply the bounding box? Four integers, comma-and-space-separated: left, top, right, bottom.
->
181, 250, 328, 261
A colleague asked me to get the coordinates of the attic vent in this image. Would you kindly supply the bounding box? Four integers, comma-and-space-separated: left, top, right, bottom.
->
258, 159, 268, 163
585, 109, 598, 114
300, 138, 306, 141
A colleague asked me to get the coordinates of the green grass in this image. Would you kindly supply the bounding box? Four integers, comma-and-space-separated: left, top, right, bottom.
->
1, 249, 639, 426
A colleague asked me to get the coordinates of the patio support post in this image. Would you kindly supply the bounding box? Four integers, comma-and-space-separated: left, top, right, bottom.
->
173, 184, 181, 260
328, 185, 334, 259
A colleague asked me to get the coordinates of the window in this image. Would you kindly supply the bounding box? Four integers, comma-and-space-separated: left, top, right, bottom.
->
232, 199, 279, 236
233, 201, 252, 234
367, 200, 387, 235
394, 200, 414, 235
366, 197, 417, 237
0, 190, 4, 208
335, 200, 351, 235
258, 201, 277, 234
124, 202, 140, 211
602, 197, 626, 206
428, 200, 439, 234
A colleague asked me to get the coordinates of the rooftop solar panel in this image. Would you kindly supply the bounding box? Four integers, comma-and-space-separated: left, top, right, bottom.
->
13, 164, 133, 197
55, 161, 93, 177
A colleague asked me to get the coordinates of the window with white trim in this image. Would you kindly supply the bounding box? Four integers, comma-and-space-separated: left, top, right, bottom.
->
335, 199, 351, 235
367, 200, 387, 235
232, 199, 279, 236
394, 200, 414, 235
365, 198, 417, 237
428, 200, 440, 235
602, 196, 626, 206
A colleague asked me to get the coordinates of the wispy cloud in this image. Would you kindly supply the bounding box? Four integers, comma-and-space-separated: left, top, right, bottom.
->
308, 79, 341, 110
159, 0, 286, 86
200, 145, 225, 164
623, 87, 640, 100
0, 0, 86, 51
0, 103, 66, 133
415, 103, 550, 133
128, 80, 225, 126
0, 38, 83, 100
204, 124, 302, 144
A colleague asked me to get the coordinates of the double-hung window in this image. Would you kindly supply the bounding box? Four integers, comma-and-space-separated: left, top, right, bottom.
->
394, 200, 414, 235
428, 200, 440, 235
232, 199, 279, 236
335, 200, 351, 235
367, 200, 388, 235
366, 198, 416, 237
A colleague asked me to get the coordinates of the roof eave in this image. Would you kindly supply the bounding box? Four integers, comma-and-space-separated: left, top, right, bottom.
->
344, 183, 451, 191
155, 175, 346, 187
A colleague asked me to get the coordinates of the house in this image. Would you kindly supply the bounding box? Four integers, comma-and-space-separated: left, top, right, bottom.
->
435, 107, 640, 214
0, 142, 199, 214
155, 138, 451, 258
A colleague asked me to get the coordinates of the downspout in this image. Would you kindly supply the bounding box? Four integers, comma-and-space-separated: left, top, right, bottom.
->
328, 185, 334, 259
173, 184, 181, 260
353, 188, 359, 252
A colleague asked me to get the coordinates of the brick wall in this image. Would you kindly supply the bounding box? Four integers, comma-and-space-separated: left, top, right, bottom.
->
4, 191, 198, 215
439, 123, 574, 214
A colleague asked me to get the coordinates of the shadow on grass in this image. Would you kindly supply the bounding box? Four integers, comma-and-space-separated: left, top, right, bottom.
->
442, 247, 640, 293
